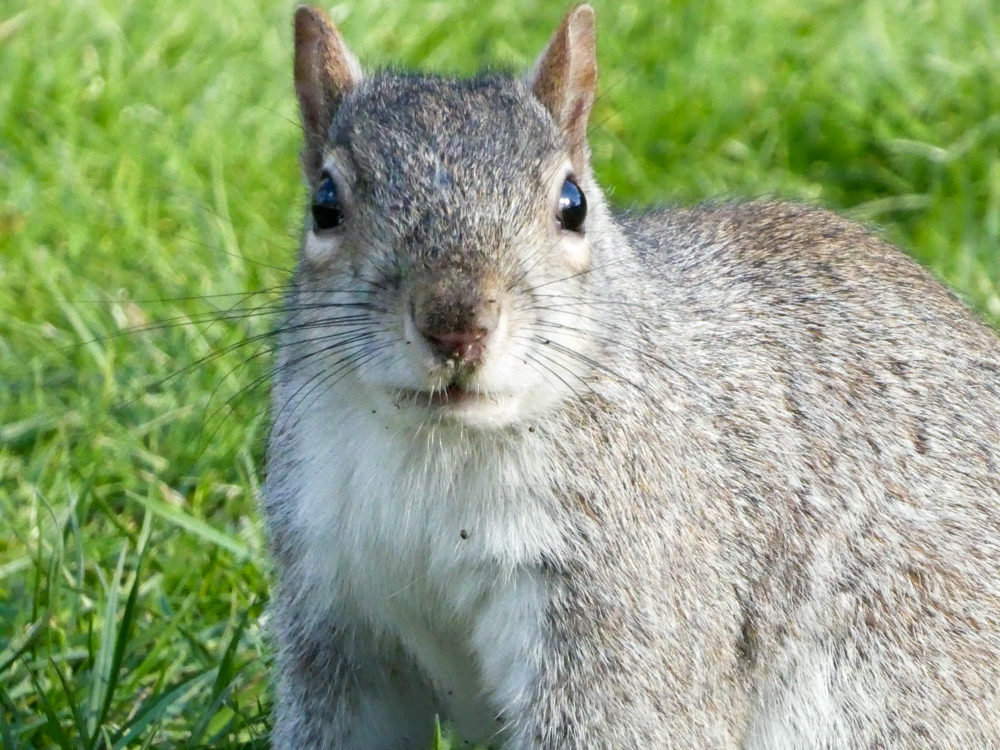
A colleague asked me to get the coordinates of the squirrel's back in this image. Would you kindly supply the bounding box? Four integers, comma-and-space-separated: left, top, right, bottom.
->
587, 200, 1000, 744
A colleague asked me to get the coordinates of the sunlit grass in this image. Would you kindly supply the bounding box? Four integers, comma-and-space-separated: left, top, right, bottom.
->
1, 0, 998, 746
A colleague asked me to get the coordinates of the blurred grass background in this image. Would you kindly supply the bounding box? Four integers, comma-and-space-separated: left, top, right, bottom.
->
1, 0, 998, 746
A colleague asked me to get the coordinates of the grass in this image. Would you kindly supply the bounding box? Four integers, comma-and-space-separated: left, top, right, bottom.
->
1, 0, 999, 746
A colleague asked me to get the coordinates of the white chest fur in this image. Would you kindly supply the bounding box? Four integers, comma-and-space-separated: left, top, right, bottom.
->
286, 391, 563, 740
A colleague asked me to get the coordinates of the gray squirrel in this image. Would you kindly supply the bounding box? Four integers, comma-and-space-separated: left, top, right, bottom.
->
263, 5, 1000, 748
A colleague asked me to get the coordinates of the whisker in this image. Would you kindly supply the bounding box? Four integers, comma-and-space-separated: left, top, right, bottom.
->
527, 318, 704, 395
270, 337, 395, 438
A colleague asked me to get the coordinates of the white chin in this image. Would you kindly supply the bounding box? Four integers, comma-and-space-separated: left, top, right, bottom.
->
399, 392, 524, 430
426, 396, 521, 430
441, 398, 523, 429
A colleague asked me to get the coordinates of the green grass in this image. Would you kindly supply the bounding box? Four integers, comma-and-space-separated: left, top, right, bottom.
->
2, 0, 999, 746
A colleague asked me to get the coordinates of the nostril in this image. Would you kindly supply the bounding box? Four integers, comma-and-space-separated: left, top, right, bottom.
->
422, 327, 490, 364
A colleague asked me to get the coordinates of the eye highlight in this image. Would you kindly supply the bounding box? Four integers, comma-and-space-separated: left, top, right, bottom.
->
558, 178, 587, 233
312, 175, 342, 230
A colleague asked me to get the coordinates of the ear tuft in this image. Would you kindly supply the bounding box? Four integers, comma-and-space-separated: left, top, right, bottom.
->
294, 5, 361, 180
528, 4, 597, 170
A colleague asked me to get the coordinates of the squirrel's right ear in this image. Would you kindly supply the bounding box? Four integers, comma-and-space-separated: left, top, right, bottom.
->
528, 5, 597, 171
294, 6, 361, 180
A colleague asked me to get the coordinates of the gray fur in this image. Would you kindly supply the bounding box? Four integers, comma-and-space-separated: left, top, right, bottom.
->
264, 10, 1000, 750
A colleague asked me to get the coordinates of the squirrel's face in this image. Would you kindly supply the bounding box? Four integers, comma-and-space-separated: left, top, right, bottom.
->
282, 7, 601, 430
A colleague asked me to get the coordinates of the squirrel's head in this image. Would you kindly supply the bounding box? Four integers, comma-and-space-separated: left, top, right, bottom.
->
283, 5, 605, 431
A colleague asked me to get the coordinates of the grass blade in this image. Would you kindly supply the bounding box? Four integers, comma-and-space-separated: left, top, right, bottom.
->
87, 544, 128, 739
126, 492, 251, 559
0, 683, 19, 750
0, 617, 48, 676
90, 545, 145, 749
433, 715, 446, 750
111, 670, 212, 750
27, 665, 74, 750
50, 657, 88, 741
210, 608, 250, 701
188, 608, 251, 747
186, 678, 237, 748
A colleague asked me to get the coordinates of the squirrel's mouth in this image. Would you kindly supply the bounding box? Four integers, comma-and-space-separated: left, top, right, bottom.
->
393, 384, 493, 409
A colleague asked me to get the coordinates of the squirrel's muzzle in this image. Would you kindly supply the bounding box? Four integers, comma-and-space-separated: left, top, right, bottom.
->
411, 278, 500, 367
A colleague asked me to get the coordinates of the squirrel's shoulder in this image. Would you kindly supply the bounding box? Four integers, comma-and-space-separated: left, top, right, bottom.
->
612, 199, 999, 347
615, 199, 948, 299
616, 199, 885, 266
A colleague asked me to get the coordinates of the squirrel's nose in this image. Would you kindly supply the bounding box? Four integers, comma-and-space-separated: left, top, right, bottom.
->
412, 286, 499, 366
421, 327, 490, 364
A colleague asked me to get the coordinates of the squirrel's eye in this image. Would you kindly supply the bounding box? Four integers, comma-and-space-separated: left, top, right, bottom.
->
312, 176, 342, 231
558, 178, 586, 233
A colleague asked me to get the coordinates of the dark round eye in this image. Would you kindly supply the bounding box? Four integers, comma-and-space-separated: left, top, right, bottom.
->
312, 175, 342, 231
558, 178, 586, 232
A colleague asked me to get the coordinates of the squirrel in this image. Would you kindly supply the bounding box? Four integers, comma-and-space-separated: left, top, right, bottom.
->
262, 4, 1000, 748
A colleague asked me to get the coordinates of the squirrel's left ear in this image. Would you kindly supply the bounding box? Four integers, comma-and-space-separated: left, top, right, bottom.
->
294, 6, 361, 181
528, 4, 597, 171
